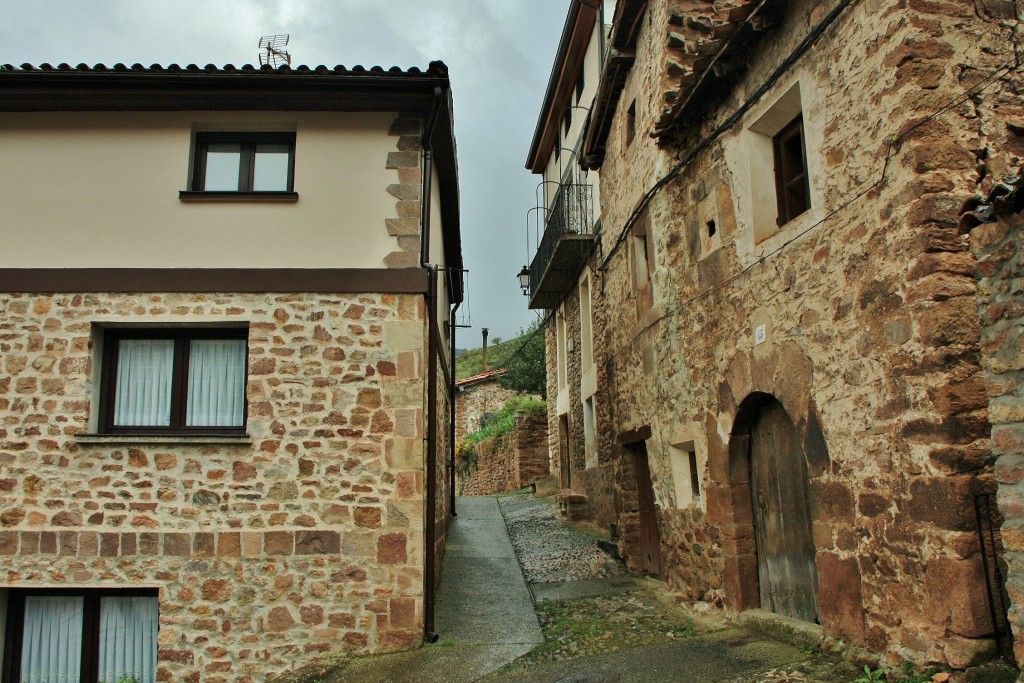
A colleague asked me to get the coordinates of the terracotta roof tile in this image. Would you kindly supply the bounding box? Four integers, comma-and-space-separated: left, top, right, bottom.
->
455, 369, 507, 388
0, 61, 448, 78
959, 169, 1024, 232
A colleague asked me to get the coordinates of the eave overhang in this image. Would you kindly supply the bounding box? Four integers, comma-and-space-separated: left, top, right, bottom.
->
579, 0, 648, 170
525, 1, 599, 174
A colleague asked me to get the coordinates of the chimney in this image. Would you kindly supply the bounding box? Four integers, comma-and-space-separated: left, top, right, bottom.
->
482, 328, 489, 372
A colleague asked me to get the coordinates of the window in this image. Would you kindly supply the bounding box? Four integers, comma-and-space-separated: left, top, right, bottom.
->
4, 588, 158, 683
669, 438, 703, 509
744, 82, 812, 243
631, 210, 654, 316
773, 115, 810, 225
556, 307, 568, 390
688, 450, 701, 501
99, 327, 248, 434
579, 273, 594, 371
583, 396, 597, 469
624, 99, 636, 147
191, 132, 295, 192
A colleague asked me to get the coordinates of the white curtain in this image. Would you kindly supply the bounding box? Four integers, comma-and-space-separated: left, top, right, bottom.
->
114, 339, 174, 426
187, 339, 246, 427
20, 596, 83, 683
98, 597, 158, 683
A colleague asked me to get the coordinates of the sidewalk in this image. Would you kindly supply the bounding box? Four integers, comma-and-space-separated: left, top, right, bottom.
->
332, 496, 543, 682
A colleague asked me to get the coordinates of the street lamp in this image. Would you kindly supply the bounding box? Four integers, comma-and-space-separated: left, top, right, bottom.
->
517, 266, 530, 296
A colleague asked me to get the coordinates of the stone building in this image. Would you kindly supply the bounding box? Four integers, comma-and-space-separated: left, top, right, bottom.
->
0, 61, 462, 681
525, 0, 1023, 670
454, 370, 516, 442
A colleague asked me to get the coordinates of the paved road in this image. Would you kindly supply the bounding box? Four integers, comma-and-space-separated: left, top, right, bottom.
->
333, 496, 543, 682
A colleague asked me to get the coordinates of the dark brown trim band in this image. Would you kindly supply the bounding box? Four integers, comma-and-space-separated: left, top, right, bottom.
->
179, 191, 299, 202
0, 268, 429, 294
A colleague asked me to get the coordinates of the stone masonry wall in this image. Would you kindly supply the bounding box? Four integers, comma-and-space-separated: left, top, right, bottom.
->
454, 380, 520, 443
580, 0, 1021, 669
970, 208, 1024, 664
0, 290, 431, 681
457, 414, 549, 496
965, 163, 1024, 668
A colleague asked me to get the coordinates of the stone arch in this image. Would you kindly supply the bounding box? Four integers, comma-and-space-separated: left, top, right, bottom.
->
714, 343, 833, 612
731, 393, 819, 621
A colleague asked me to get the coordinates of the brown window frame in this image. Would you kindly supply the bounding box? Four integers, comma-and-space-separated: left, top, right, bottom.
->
773, 115, 811, 226
625, 99, 637, 147
99, 327, 249, 436
190, 132, 296, 193
2, 587, 159, 683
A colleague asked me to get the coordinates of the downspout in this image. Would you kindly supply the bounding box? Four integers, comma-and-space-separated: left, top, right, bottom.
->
420, 86, 444, 268
420, 85, 445, 644
450, 300, 460, 518
424, 268, 440, 644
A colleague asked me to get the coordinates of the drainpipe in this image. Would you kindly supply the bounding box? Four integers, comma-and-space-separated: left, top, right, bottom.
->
424, 267, 439, 644
420, 85, 445, 644
420, 86, 444, 268
450, 300, 460, 518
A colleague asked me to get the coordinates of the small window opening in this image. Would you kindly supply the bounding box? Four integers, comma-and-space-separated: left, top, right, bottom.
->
773, 114, 810, 226
706, 220, 716, 238
688, 451, 701, 500
625, 100, 637, 147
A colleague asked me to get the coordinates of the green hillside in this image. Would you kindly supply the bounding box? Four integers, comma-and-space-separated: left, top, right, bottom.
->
455, 334, 523, 379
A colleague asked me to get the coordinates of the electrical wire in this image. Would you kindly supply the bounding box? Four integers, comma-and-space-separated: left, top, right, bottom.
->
496, 1, 1020, 377
599, 0, 858, 273
602, 58, 1020, 367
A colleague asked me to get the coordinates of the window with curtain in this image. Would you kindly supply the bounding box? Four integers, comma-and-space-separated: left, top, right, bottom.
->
101, 327, 248, 434
6, 589, 158, 683
191, 132, 295, 193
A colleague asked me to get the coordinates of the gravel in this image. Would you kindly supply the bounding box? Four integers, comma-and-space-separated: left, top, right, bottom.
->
498, 491, 626, 585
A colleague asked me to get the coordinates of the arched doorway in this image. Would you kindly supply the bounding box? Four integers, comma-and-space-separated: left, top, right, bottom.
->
749, 396, 819, 622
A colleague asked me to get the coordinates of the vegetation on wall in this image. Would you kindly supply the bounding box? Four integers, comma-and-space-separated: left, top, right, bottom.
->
455, 396, 546, 485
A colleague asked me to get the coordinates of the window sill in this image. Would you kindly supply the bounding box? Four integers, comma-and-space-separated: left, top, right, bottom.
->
75, 434, 252, 445
179, 191, 298, 203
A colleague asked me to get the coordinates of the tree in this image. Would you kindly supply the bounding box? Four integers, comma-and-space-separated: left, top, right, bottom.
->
498, 316, 547, 398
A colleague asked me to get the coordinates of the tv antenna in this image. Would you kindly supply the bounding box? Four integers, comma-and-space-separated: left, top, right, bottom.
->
258, 35, 292, 67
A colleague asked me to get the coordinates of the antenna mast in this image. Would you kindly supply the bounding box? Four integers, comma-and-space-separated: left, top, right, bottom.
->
258, 35, 292, 67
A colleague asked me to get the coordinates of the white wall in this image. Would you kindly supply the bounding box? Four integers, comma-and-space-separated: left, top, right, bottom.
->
0, 110, 403, 268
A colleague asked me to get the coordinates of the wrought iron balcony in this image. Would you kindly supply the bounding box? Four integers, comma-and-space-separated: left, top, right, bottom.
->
527, 183, 597, 309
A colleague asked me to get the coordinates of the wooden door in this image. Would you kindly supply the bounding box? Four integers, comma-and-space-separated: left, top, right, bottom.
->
634, 445, 662, 577
750, 399, 818, 622
558, 414, 571, 489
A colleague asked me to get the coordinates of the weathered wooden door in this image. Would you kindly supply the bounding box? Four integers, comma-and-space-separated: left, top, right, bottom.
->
558, 414, 571, 489
750, 399, 818, 622
634, 445, 662, 577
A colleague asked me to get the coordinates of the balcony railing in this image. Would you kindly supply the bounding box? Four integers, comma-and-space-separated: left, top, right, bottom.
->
528, 183, 597, 309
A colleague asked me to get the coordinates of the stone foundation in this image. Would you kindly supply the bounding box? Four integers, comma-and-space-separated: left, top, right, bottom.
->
0, 290, 437, 680
457, 413, 549, 496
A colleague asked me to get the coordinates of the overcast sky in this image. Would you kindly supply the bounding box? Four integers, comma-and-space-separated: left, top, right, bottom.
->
0, 0, 567, 343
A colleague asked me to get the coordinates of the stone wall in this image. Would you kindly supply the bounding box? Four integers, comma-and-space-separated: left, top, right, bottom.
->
458, 413, 549, 496
0, 290, 435, 680
454, 379, 520, 443
965, 182, 1024, 662
555, 0, 1021, 669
